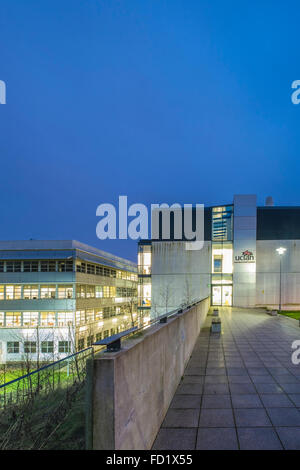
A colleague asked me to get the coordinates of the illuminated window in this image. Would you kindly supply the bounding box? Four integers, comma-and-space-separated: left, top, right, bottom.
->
6, 312, 21, 327
6, 286, 14, 300
75, 310, 85, 325
138, 279, 151, 307
57, 312, 73, 326
212, 206, 233, 241
40, 312, 55, 327
24, 285, 39, 300
23, 312, 39, 327
86, 309, 94, 323
211, 243, 233, 274
0, 286, 4, 300
95, 286, 103, 298
138, 244, 152, 275
77, 338, 84, 350
40, 286, 56, 299
76, 285, 85, 298
86, 285, 95, 298
95, 310, 103, 320
58, 285, 73, 299
0, 312, 4, 326
103, 286, 110, 298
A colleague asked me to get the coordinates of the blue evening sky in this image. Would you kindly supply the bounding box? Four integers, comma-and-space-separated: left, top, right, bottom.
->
0, 1, 299, 260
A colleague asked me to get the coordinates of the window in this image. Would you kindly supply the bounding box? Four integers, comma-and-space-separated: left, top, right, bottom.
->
23, 312, 39, 327
0, 262, 4, 272
212, 206, 233, 241
103, 330, 109, 338
5, 312, 21, 327
7, 342, 19, 354
40, 285, 56, 299
96, 265, 103, 276
76, 262, 86, 273
77, 338, 84, 350
58, 285, 73, 299
41, 260, 56, 272
58, 260, 73, 272
76, 285, 85, 298
87, 264, 95, 275
6, 286, 14, 300
75, 310, 85, 325
103, 286, 110, 298
41, 341, 54, 353
95, 332, 102, 342
95, 286, 103, 298
40, 312, 56, 327
86, 309, 94, 323
0, 312, 4, 326
87, 335, 94, 347
86, 285, 95, 298
23, 285, 39, 299
24, 341, 36, 354
58, 341, 71, 353
5, 285, 22, 300
57, 312, 73, 326
0, 285, 4, 300
95, 310, 103, 320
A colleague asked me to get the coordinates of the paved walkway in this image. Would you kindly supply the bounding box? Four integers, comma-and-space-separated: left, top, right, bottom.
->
153, 307, 300, 450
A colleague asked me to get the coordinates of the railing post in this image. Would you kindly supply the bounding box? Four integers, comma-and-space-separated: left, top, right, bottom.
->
85, 356, 94, 450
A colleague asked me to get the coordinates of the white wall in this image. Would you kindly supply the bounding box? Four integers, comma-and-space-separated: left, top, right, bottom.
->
256, 240, 300, 309
0, 327, 73, 363
233, 194, 257, 307
151, 241, 211, 317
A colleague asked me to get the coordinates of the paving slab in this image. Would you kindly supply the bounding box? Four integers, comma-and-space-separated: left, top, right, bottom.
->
152, 307, 300, 450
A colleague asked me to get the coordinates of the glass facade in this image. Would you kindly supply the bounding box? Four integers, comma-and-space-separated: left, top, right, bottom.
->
211, 206, 233, 306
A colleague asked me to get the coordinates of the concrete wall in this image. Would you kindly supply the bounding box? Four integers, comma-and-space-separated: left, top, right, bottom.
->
151, 241, 211, 316
256, 240, 300, 309
91, 297, 210, 450
233, 194, 257, 307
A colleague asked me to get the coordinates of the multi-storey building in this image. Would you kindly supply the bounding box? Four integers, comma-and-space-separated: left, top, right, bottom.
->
138, 194, 300, 316
0, 240, 138, 363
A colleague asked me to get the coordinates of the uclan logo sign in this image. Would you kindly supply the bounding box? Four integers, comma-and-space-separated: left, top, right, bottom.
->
235, 250, 255, 262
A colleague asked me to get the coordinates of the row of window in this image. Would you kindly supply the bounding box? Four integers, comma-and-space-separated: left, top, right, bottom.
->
75, 305, 132, 325
0, 260, 73, 273
0, 305, 135, 328
6, 341, 71, 354
0, 284, 73, 300
0, 284, 138, 301
0, 311, 73, 327
0, 260, 137, 280
78, 326, 123, 350
76, 262, 137, 281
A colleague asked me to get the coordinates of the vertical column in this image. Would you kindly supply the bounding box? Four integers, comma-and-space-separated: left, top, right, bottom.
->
233, 195, 257, 307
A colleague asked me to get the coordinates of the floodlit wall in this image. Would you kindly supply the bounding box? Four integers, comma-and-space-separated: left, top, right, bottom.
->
90, 297, 210, 450
151, 241, 211, 316
256, 240, 300, 309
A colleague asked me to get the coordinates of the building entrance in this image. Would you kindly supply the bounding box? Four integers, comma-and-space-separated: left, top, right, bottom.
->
212, 285, 232, 306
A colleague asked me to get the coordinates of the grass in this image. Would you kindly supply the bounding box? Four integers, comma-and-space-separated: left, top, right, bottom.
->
278, 311, 300, 320
0, 381, 86, 449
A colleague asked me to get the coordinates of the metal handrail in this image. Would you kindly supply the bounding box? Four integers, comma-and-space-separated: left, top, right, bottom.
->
0, 346, 95, 390
0, 297, 207, 389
